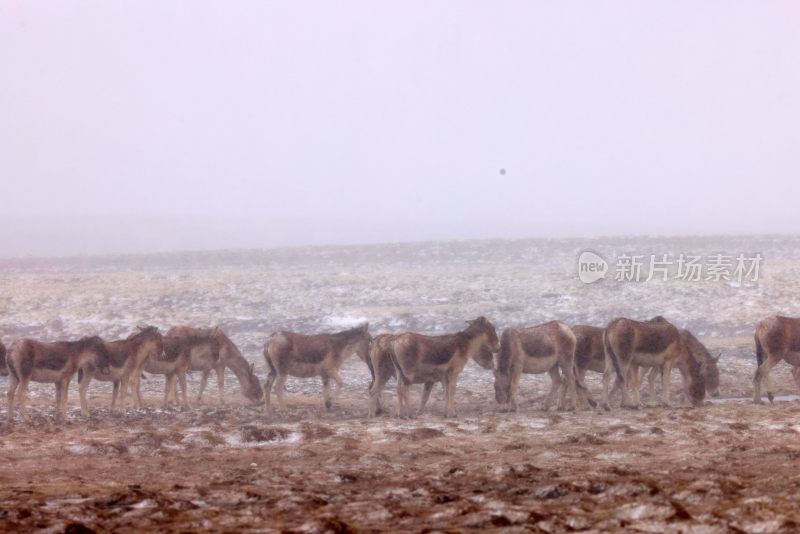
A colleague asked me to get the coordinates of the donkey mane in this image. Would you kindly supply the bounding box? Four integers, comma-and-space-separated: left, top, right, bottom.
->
332, 324, 369, 340
127, 325, 158, 341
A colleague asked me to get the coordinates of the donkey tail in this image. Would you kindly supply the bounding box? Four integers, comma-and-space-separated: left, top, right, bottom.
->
263, 343, 277, 379
755, 332, 765, 369
387, 343, 411, 386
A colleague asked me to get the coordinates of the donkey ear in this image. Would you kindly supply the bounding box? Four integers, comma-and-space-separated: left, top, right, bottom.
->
714, 353, 721, 364
249, 362, 255, 374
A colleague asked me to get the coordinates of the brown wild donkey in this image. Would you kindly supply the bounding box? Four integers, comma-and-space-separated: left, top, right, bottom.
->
603, 317, 705, 408
753, 315, 800, 403
495, 321, 593, 412
638, 329, 721, 400
78, 326, 163, 412
573, 324, 719, 408
7, 336, 110, 424
264, 324, 371, 413
142, 330, 217, 408
388, 317, 499, 418
573, 325, 613, 409
165, 326, 263, 405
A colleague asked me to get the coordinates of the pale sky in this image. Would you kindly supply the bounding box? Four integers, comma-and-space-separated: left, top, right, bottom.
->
1, 2, 798, 256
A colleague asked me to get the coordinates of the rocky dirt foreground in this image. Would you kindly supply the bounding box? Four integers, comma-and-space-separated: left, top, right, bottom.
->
0, 368, 799, 534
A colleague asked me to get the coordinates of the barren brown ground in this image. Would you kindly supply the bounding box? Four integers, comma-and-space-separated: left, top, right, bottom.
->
1, 354, 799, 534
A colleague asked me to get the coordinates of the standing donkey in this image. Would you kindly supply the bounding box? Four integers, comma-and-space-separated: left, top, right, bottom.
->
753, 315, 800, 403
7, 336, 110, 424
387, 317, 499, 418
78, 326, 163, 412
494, 321, 591, 412
264, 324, 371, 413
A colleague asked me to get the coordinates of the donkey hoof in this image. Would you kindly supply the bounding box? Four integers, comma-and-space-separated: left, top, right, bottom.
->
324, 399, 332, 410
767, 393, 774, 403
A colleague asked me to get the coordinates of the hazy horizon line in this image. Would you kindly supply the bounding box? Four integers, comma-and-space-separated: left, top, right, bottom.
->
0, 231, 793, 262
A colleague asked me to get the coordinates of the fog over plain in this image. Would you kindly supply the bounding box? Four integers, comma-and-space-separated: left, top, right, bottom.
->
1, 2, 798, 257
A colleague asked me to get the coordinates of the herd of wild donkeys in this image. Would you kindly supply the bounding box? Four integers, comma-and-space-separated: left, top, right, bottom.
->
0, 314, 798, 425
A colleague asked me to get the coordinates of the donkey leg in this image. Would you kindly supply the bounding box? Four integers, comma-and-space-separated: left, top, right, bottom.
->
78, 372, 91, 417
178, 371, 189, 409
215, 366, 226, 405
368, 372, 390, 418
17, 377, 32, 423
629, 365, 644, 408
119, 374, 132, 411
275, 374, 288, 413
54, 381, 64, 422
561, 364, 578, 411
442, 374, 458, 418
133, 373, 144, 409
396, 379, 410, 418
163, 374, 175, 407
646, 367, 659, 401
661, 361, 674, 407
322, 375, 333, 410
601, 366, 612, 410
196, 370, 210, 404
417, 382, 434, 417
59, 378, 72, 421
6, 372, 19, 426
575, 368, 591, 409
754, 355, 779, 404
264, 371, 276, 413
544, 367, 561, 411
111, 380, 120, 410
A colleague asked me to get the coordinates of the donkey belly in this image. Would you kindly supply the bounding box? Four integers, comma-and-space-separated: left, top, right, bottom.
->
30, 368, 69, 383
187, 355, 216, 372
144, 360, 176, 375
522, 355, 558, 375
94, 366, 126, 382
409, 361, 457, 383
287, 362, 325, 378
633, 352, 667, 368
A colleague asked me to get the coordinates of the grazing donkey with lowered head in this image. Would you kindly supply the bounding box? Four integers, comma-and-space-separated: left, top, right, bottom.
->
603, 317, 705, 408
264, 324, 371, 413
142, 329, 216, 408
166, 326, 263, 405
639, 329, 721, 400
78, 325, 163, 412
388, 317, 499, 418
573, 324, 719, 408
7, 336, 110, 424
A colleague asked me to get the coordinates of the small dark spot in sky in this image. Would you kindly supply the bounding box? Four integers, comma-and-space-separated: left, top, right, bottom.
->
499, 168, 506, 175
